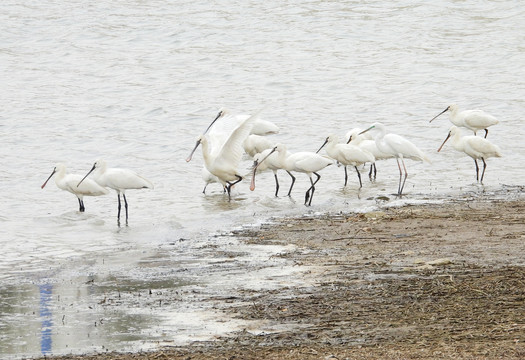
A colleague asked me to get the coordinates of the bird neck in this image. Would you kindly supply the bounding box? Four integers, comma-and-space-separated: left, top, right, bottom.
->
200, 137, 212, 167
450, 131, 465, 152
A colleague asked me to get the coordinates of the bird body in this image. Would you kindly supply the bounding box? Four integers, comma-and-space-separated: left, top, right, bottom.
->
243, 134, 275, 158
438, 126, 502, 183
85, 160, 153, 193
360, 122, 430, 195
317, 135, 375, 188
251, 144, 294, 197
281, 151, 333, 206
41, 163, 108, 212
430, 104, 499, 138
78, 159, 153, 225
187, 109, 261, 200
250, 143, 332, 205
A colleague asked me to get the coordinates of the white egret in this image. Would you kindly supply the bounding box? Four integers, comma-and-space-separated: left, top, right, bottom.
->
78, 160, 153, 225
317, 135, 375, 188
429, 104, 499, 138
250, 144, 294, 197
186, 109, 261, 200
437, 125, 502, 184
360, 123, 430, 196
346, 128, 393, 180
41, 163, 109, 212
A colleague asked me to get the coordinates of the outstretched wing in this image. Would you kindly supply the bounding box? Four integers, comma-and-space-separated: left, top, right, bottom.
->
215, 110, 262, 170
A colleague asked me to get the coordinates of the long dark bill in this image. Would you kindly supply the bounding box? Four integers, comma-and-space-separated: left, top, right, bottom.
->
316, 138, 328, 154
203, 110, 224, 135
41, 168, 56, 189
358, 126, 374, 136
429, 106, 450, 123
77, 164, 96, 187
437, 132, 451, 152
186, 139, 202, 162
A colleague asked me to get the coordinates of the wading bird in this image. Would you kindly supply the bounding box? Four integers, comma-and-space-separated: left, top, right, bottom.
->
317, 135, 375, 188
437, 125, 502, 184
360, 123, 430, 196
429, 104, 499, 138
78, 160, 153, 225
251, 144, 295, 197
346, 128, 393, 180
186, 109, 261, 200
41, 163, 109, 212
250, 143, 332, 206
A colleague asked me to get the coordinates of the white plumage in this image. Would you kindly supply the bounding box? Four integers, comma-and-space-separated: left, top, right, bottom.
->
41, 163, 109, 212
438, 125, 502, 184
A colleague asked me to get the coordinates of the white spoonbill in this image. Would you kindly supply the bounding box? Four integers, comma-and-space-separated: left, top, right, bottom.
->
437, 125, 502, 184
243, 134, 275, 158
346, 128, 393, 180
78, 160, 154, 225
250, 144, 295, 197
251, 145, 332, 205
41, 163, 109, 212
317, 135, 375, 188
429, 104, 499, 138
186, 109, 261, 200
360, 123, 430, 196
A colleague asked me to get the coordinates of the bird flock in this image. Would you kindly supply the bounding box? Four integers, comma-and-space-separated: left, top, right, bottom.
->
186, 105, 502, 206
42, 104, 502, 224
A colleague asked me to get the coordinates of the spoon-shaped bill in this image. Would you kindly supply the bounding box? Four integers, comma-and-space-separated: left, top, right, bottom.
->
77, 164, 96, 187
186, 139, 201, 162
430, 106, 450, 123
41, 168, 56, 189
250, 160, 258, 191
249, 146, 277, 191
437, 132, 452, 152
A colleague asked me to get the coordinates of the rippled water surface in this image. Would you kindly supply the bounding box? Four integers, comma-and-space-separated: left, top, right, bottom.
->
1, 0, 524, 357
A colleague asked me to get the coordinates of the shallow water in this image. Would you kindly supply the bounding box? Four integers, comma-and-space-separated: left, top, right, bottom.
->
1, 0, 524, 357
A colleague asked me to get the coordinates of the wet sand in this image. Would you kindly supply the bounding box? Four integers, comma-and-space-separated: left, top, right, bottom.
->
37, 197, 525, 359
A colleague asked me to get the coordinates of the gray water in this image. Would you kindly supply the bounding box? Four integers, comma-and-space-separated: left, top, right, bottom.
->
1, 0, 524, 358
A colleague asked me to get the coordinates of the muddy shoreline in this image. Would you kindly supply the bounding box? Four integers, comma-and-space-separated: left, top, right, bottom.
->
34, 198, 525, 359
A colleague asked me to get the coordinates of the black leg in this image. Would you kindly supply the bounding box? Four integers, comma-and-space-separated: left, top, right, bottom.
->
286, 171, 296, 197
117, 194, 121, 226
368, 164, 373, 180
305, 172, 321, 206
123, 193, 129, 225
372, 163, 377, 180
474, 159, 479, 181
484, 129, 488, 138
480, 158, 487, 184
78, 198, 85, 212
344, 166, 348, 187
354, 166, 362, 188
226, 175, 243, 201
273, 172, 280, 197
202, 184, 208, 194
